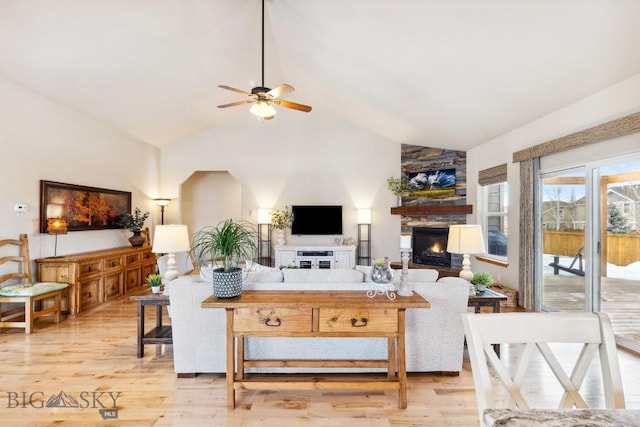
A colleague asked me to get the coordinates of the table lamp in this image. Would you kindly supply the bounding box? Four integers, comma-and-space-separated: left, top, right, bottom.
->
152, 224, 190, 281
47, 218, 68, 258
446, 224, 485, 282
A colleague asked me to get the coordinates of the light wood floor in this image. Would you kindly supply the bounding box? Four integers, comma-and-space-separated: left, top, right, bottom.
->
1, 296, 640, 426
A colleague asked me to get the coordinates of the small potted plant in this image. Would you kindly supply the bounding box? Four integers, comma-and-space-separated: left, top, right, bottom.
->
146, 273, 163, 294
190, 219, 257, 298
471, 271, 494, 293
387, 176, 409, 206
271, 207, 292, 245
119, 207, 150, 246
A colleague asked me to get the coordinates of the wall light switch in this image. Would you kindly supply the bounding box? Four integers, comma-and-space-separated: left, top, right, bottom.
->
14, 203, 27, 213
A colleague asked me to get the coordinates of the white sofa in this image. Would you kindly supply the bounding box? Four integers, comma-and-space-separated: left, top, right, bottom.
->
164, 267, 469, 377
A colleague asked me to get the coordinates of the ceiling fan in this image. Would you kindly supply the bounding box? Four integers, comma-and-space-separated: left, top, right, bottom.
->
217, 0, 312, 121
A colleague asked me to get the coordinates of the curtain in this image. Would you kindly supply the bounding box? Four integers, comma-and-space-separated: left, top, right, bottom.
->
518, 158, 537, 310
478, 163, 507, 186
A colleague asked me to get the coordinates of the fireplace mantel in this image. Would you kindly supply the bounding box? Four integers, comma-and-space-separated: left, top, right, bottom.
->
390, 205, 473, 215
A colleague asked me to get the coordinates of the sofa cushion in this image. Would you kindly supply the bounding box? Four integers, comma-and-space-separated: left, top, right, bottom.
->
243, 269, 284, 283
282, 268, 364, 282
199, 264, 284, 284
392, 268, 439, 284
355, 265, 374, 282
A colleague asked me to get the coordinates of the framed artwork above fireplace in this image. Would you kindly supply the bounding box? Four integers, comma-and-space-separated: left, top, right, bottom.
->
407, 168, 456, 197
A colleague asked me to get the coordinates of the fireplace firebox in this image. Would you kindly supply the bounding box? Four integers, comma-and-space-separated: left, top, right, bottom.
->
412, 227, 451, 268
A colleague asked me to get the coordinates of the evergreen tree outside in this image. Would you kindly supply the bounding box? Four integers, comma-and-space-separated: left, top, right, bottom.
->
608, 204, 628, 233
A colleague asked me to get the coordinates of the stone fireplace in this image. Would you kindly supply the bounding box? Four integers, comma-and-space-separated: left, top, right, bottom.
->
412, 227, 451, 268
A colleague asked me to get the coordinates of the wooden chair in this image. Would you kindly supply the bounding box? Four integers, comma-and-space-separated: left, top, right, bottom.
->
462, 312, 625, 426
0, 234, 68, 333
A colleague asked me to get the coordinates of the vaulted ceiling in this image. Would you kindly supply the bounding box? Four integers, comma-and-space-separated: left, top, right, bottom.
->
1, 0, 639, 150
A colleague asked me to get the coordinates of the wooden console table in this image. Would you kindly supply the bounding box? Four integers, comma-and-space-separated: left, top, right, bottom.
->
201, 290, 430, 409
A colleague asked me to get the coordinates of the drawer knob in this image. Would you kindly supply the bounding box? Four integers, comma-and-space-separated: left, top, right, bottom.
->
351, 317, 368, 327
264, 317, 281, 327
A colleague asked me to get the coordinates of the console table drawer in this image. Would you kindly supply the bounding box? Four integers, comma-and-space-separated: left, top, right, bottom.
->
319, 309, 398, 333
79, 260, 102, 276
125, 253, 141, 265
104, 255, 123, 271
234, 308, 312, 333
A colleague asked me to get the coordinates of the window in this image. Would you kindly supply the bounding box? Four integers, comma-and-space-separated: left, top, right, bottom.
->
485, 182, 508, 257
478, 163, 508, 258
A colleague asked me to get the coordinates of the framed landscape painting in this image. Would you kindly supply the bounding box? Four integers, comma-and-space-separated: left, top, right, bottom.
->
39, 180, 131, 233
407, 168, 456, 197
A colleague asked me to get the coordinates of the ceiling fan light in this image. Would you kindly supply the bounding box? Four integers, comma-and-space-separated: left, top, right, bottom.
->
250, 101, 277, 119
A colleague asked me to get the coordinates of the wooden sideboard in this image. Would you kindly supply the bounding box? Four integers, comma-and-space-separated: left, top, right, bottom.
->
36, 245, 156, 315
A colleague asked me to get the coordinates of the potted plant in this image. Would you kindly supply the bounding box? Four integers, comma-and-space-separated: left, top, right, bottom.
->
146, 273, 163, 294
271, 207, 292, 245
190, 219, 258, 298
387, 176, 409, 206
471, 271, 494, 293
119, 207, 150, 246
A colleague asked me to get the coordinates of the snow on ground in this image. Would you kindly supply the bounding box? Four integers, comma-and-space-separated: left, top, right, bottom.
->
543, 254, 640, 281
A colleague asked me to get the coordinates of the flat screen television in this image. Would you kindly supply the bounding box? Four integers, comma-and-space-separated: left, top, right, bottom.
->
291, 205, 342, 235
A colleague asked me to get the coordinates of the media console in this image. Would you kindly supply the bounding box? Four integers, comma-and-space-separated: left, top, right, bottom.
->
274, 245, 356, 269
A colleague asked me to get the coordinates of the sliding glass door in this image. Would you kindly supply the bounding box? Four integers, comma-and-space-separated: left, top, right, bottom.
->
598, 160, 640, 350
538, 154, 640, 351
540, 167, 588, 312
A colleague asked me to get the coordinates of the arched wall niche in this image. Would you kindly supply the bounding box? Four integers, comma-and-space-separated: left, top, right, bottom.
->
180, 171, 242, 236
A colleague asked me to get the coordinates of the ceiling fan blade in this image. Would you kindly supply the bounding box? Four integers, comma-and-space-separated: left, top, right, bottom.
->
218, 85, 253, 96
217, 100, 256, 108
273, 99, 312, 112
267, 84, 294, 99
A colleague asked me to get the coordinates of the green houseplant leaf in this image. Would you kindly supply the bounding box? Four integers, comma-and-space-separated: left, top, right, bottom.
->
189, 219, 258, 273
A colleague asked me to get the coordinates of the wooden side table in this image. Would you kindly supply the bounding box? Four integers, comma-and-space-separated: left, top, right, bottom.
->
202, 290, 430, 409
130, 292, 172, 358
468, 288, 507, 314
467, 288, 507, 355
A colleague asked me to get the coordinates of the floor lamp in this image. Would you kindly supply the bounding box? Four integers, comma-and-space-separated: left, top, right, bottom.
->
446, 224, 485, 294
357, 208, 371, 266
152, 224, 190, 282
257, 208, 272, 266
154, 198, 171, 225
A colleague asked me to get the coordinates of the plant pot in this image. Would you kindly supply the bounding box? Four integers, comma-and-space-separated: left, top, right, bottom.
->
128, 232, 145, 247
275, 229, 286, 246
212, 267, 243, 298
473, 283, 487, 293
151, 286, 161, 294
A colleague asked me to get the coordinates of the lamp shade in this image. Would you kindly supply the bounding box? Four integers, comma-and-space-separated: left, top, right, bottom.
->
357, 208, 371, 224
47, 218, 68, 235
446, 225, 485, 255
257, 208, 272, 224
152, 224, 190, 254
154, 198, 171, 207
